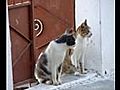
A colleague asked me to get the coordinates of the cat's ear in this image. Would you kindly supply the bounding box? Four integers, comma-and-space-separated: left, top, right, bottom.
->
69, 27, 75, 34
64, 27, 74, 34
84, 19, 87, 25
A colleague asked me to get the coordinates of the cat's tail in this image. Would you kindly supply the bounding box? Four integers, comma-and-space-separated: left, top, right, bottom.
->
34, 67, 52, 85
35, 71, 53, 85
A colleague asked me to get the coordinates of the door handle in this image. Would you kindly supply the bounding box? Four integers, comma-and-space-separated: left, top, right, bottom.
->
34, 19, 43, 37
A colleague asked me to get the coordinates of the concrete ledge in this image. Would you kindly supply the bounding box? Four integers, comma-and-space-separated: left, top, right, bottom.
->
26, 71, 99, 90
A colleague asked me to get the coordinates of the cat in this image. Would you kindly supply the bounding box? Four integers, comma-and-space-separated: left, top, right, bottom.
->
62, 19, 92, 75
34, 28, 76, 85
71, 19, 92, 75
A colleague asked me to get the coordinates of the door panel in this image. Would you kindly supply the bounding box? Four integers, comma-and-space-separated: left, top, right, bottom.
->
34, 0, 75, 60
9, 3, 33, 84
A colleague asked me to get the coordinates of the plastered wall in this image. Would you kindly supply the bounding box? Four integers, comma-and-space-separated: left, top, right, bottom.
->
75, 0, 114, 75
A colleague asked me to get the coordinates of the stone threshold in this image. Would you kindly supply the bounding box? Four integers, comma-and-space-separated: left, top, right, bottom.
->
25, 71, 102, 90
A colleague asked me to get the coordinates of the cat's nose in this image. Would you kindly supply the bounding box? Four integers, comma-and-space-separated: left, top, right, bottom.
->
88, 32, 92, 37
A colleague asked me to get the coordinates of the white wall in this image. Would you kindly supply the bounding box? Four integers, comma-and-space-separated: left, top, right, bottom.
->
75, 0, 102, 73
75, 0, 114, 75
6, 2, 13, 90
101, 0, 115, 75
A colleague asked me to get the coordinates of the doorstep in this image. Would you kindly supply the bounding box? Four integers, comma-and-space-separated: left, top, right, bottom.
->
25, 70, 99, 90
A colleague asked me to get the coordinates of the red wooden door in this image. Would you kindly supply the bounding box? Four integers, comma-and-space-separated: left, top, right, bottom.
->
8, 0, 75, 88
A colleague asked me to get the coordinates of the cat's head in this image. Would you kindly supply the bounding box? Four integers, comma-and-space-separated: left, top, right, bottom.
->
77, 19, 92, 38
55, 27, 76, 47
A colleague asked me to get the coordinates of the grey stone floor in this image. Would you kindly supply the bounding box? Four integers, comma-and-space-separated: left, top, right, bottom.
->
15, 70, 114, 90
65, 80, 115, 90
25, 71, 115, 90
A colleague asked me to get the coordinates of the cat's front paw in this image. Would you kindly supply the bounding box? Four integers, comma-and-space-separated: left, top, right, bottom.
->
81, 70, 87, 74
45, 80, 53, 85
74, 71, 80, 76
53, 81, 61, 86
58, 80, 62, 85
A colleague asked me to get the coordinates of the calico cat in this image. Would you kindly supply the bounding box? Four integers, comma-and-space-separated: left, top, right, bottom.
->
62, 48, 76, 74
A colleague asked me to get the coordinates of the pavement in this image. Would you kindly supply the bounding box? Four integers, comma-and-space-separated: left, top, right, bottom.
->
24, 70, 115, 90
65, 80, 114, 90
15, 70, 115, 90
